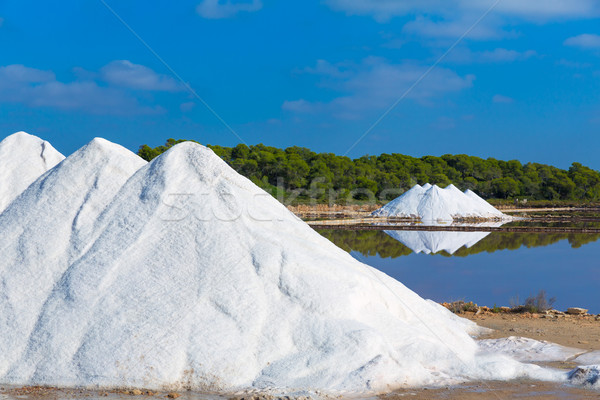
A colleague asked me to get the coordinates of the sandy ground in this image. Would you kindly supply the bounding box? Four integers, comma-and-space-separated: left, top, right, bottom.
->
466, 312, 600, 352
2, 313, 599, 400
384, 312, 600, 399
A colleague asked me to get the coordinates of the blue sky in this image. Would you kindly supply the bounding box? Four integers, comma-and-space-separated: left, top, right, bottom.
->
1, 0, 599, 169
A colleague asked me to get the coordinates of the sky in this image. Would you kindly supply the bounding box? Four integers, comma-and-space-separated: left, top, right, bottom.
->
0, 0, 599, 169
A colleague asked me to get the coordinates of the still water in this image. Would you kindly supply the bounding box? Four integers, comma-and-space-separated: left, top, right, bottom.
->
318, 229, 600, 314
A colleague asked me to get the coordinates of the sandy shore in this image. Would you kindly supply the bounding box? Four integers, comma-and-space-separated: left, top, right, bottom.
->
466, 311, 600, 352
384, 312, 600, 399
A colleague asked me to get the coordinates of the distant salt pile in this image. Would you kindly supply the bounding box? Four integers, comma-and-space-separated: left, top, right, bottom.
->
384, 230, 491, 255
0, 139, 575, 393
372, 183, 508, 222
0, 131, 65, 212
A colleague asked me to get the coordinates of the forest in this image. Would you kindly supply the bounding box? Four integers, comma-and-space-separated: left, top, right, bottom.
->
138, 139, 600, 204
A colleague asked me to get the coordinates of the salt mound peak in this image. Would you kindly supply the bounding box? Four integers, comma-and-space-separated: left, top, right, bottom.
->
0, 140, 552, 393
0, 138, 146, 378
0, 131, 65, 212
371, 184, 425, 218
373, 183, 508, 222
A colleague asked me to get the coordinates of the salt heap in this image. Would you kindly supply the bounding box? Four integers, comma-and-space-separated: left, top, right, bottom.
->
0, 141, 568, 393
371, 184, 427, 219
464, 189, 506, 217
384, 230, 490, 255
0, 131, 65, 212
372, 184, 507, 222
0, 138, 147, 379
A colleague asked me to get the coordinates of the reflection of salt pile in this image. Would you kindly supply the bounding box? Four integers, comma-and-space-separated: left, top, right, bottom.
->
384, 230, 491, 255
372, 184, 508, 222
0, 131, 64, 212
0, 139, 585, 393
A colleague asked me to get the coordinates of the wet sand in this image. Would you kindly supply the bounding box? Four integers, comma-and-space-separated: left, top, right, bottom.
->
383, 380, 600, 399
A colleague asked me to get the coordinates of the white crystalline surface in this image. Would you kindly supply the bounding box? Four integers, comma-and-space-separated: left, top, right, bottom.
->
0, 138, 147, 384
384, 230, 490, 255
478, 337, 585, 362
0, 139, 576, 393
0, 131, 65, 212
574, 351, 600, 365
372, 184, 508, 222
464, 189, 506, 218
371, 184, 426, 218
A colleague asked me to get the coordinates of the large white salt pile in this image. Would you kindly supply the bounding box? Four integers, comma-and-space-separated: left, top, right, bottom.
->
384, 230, 490, 255
373, 183, 508, 222
0, 138, 147, 380
0, 131, 65, 212
0, 140, 569, 393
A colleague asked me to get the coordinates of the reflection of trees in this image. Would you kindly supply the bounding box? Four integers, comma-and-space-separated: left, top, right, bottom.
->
317, 229, 600, 259
317, 230, 413, 258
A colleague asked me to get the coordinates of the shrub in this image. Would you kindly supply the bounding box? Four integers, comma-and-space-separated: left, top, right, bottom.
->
511, 290, 556, 313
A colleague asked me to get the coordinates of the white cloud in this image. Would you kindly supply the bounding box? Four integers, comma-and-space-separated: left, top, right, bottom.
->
403, 14, 508, 40
0, 64, 55, 83
180, 101, 195, 112
431, 116, 456, 130
478, 48, 537, 62
0, 64, 164, 115
197, 0, 262, 19
556, 59, 592, 69
326, 0, 600, 22
283, 57, 474, 119
326, 0, 600, 40
564, 34, 600, 49
446, 47, 537, 63
492, 94, 514, 104
101, 60, 180, 91
488, 0, 600, 20
325, 0, 452, 22
282, 99, 318, 114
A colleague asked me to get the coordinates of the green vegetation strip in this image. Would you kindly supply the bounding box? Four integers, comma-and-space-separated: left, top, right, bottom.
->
139, 139, 600, 204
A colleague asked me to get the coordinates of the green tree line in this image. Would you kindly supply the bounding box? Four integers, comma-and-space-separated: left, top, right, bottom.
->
138, 139, 600, 203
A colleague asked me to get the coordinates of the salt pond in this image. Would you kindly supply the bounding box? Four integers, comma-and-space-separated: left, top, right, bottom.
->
317, 228, 600, 314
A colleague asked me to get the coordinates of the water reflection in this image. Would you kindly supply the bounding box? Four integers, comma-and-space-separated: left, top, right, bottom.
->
317, 228, 600, 312
384, 230, 490, 255
317, 229, 600, 258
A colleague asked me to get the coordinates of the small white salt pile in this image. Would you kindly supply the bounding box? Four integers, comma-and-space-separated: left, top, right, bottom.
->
478, 337, 585, 363
372, 184, 508, 222
384, 230, 490, 255
0, 131, 64, 212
